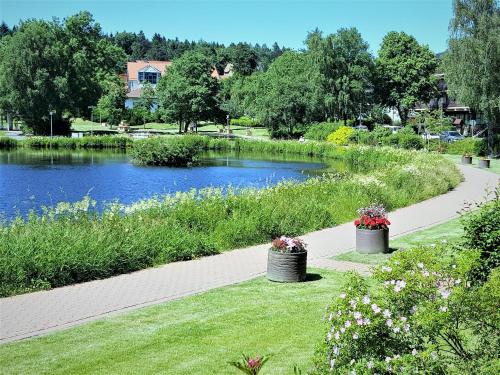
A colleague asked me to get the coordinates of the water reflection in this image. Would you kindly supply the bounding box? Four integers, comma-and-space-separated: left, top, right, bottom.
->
0, 149, 337, 219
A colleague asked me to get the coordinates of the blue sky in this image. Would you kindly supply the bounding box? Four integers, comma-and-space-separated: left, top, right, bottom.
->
1, 0, 453, 54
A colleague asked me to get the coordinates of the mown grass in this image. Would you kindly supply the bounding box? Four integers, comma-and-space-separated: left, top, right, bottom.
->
443, 153, 500, 175
0, 139, 462, 296
0, 269, 347, 375
333, 216, 465, 265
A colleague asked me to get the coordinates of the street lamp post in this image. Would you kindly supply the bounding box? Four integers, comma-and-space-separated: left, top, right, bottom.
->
49, 109, 56, 139
88, 105, 96, 137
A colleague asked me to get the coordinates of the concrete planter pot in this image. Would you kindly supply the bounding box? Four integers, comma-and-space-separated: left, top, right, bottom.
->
461, 155, 473, 164
267, 249, 307, 282
356, 228, 389, 254
479, 159, 490, 168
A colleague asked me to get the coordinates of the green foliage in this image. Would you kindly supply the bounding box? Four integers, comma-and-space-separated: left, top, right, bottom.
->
0, 12, 126, 135
327, 126, 354, 145
96, 75, 127, 127
0, 136, 17, 149
156, 50, 219, 133
304, 122, 342, 141
1, 135, 131, 149
446, 137, 483, 155
226, 43, 258, 76
398, 134, 424, 150
240, 51, 322, 137
228, 354, 271, 374
0, 142, 461, 296
313, 245, 498, 374
306, 28, 374, 123
230, 116, 259, 127
443, 0, 500, 155
460, 187, 500, 282
375, 31, 438, 125
130, 135, 205, 166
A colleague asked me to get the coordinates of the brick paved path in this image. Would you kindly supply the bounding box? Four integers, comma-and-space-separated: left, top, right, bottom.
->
1, 165, 498, 343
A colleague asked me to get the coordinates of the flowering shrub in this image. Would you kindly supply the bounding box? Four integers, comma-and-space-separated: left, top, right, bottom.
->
460, 186, 500, 283
312, 246, 499, 374
327, 126, 354, 145
229, 354, 270, 374
271, 236, 307, 253
354, 204, 391, 230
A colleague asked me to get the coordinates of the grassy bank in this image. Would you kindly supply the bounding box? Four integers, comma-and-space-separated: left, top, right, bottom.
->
0, 135, 132, 149
0, 269, 345, 374
0, 141, 461, 297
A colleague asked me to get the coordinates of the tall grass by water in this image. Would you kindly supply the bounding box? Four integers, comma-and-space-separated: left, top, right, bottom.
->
0, 135, 132, 150
0, 142, 462, 297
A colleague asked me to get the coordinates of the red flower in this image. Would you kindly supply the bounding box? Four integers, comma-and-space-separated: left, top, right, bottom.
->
354, 220, 360, 226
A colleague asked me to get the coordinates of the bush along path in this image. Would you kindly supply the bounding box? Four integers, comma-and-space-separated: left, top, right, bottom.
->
1, 164, 498, 343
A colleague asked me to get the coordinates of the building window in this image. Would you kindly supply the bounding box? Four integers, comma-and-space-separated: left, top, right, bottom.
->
138, 72, 158, 84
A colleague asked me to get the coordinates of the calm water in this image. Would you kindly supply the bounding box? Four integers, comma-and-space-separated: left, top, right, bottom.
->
0, 149, 329, 219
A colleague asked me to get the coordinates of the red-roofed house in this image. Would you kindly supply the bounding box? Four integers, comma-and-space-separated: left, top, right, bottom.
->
125, 60, 172, 109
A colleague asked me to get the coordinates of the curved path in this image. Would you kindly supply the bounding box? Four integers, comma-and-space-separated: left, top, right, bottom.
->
1, 165, 498, 344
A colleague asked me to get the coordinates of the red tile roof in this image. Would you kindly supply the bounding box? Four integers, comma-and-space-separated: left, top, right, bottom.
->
127, 60, 172, 81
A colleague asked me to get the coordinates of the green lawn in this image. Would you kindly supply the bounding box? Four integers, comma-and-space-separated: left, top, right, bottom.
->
443, 153, 500, 175
196, 124, 270, 138
0, 269, 347, 375
129, 122, 178, 133
71, 118, 117, 132
333, 216, 464, 265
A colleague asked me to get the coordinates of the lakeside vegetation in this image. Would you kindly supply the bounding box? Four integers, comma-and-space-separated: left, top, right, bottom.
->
1, 197, 497, 373
0, 142, 461, 297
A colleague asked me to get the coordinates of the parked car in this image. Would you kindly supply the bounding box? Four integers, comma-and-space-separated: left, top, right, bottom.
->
383, 125, 403, 134
421, 131, 440, 140
353, 125, 369, 131
440, 130, 464, 143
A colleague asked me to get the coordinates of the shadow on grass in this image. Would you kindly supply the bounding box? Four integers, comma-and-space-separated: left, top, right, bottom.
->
305, 273, 323, 282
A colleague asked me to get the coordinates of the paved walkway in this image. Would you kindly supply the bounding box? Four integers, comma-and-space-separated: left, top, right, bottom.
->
0, 165, 498, 344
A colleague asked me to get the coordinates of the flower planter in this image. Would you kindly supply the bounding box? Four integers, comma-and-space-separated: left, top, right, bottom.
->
461, 156, 472, 165
478, 159, 490, 168
356, 228, 389, 254
267, 249, 307, 282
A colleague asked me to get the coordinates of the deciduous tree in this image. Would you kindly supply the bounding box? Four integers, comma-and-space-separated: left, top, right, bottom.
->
156, 51, 218, 132
443, 0, 500, 155
376, 32, 438, 125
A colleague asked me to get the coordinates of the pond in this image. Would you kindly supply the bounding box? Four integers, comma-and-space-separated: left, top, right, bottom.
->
0, 149, 336, 219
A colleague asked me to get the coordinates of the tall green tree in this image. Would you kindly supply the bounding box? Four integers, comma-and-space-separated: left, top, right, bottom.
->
156, 51, 218, 133
376, 31, 438, 125
306, 28, 374, 124
443, 0, 500, 155
133, 82, 156, 125
96, 75, 126, 127
246, 51, 322, 137
227, 43, 259, 76
0, 11, 126, 134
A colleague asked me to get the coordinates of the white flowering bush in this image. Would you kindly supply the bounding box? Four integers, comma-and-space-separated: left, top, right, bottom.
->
312, 246, 499, 374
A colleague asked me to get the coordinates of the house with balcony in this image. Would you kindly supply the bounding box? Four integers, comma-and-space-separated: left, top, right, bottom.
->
414, 73, 486, 135
124, 60, 172, 109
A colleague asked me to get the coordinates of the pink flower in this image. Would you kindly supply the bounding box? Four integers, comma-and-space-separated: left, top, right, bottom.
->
371, 304, 381, 314
247, 357, 261, 369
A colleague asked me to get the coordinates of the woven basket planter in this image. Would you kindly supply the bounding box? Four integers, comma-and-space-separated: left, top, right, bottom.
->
267, 249, 307, 282
478, 159, 490, 168
461, 155, 472, 165
356, 228, 389, 254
